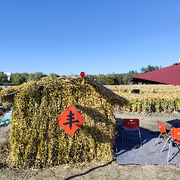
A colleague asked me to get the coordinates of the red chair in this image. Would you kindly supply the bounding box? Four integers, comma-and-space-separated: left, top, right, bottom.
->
166, 128, 180, 162
154, 121, 168, 146
121, 119, 142, 146
160, 127, 175, 152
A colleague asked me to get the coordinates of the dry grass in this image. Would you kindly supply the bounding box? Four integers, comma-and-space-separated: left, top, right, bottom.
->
5, 78, 127, 168
105, 84, 180, 94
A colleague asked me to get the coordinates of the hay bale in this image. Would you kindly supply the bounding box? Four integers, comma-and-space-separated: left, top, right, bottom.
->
2, 77, 127, 168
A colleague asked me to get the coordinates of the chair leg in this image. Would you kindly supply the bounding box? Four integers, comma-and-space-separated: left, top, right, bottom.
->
167, 141, 172, 162
168, 142, 180, 162
161, 136, 171, 153
154, 133, 162, 146
121, 129, 123, 145
138, 128, 142, 146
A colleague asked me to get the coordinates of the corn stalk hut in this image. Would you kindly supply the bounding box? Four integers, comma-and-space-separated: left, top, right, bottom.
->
0, 77, 128, 168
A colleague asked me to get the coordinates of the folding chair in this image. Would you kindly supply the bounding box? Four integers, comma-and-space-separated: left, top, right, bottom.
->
121, 119, 142, 146
160, 127, 175, 152
165, 128, 180, 162
154, 121, 168, 146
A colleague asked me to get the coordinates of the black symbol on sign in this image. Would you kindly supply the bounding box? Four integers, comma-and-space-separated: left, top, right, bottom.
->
63, 110, 79, 129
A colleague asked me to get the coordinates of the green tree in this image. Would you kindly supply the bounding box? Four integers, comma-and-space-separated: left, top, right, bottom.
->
21, 73, 29, 83
11, 73, 22, 85
114, 74, 123, 85
0, 72, 8, 85
49, 73, 59, 79
104, 74, 116, 85
29, 72, 47, 81
97, 74, 106, 84
87, 74, 98, 81
122, 74, 130, 85
141, 65, 160, 73
122, 70, 139, 84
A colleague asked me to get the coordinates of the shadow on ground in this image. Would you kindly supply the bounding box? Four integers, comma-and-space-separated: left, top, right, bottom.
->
64, 161, 114, 180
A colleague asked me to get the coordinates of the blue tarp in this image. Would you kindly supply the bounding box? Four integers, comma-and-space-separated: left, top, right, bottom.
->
0, 108, 12, 126
114, 124, 180, 165
2, 108, 13, 120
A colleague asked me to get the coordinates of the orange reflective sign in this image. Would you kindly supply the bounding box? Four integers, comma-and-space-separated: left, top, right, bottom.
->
56, 104, 85, 136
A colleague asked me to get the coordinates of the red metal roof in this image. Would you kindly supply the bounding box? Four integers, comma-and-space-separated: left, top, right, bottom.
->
132, 63, 180, 86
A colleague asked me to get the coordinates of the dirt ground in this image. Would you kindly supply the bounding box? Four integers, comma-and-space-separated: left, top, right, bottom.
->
0, 111, 180, 180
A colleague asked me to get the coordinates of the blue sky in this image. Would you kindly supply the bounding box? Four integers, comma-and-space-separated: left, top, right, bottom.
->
0, 0, 180, 76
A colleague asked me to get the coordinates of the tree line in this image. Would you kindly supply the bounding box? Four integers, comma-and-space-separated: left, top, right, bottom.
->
0, 72, 60, 86
0, 65, 160, 86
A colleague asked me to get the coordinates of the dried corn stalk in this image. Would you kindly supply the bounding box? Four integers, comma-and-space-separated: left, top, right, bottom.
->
4, 77, 127, 168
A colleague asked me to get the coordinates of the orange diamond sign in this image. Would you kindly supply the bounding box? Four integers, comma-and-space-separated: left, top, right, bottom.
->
56, 104, 85, 136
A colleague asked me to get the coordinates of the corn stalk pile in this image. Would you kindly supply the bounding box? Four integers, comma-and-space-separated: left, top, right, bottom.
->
1, 77, 127, 168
